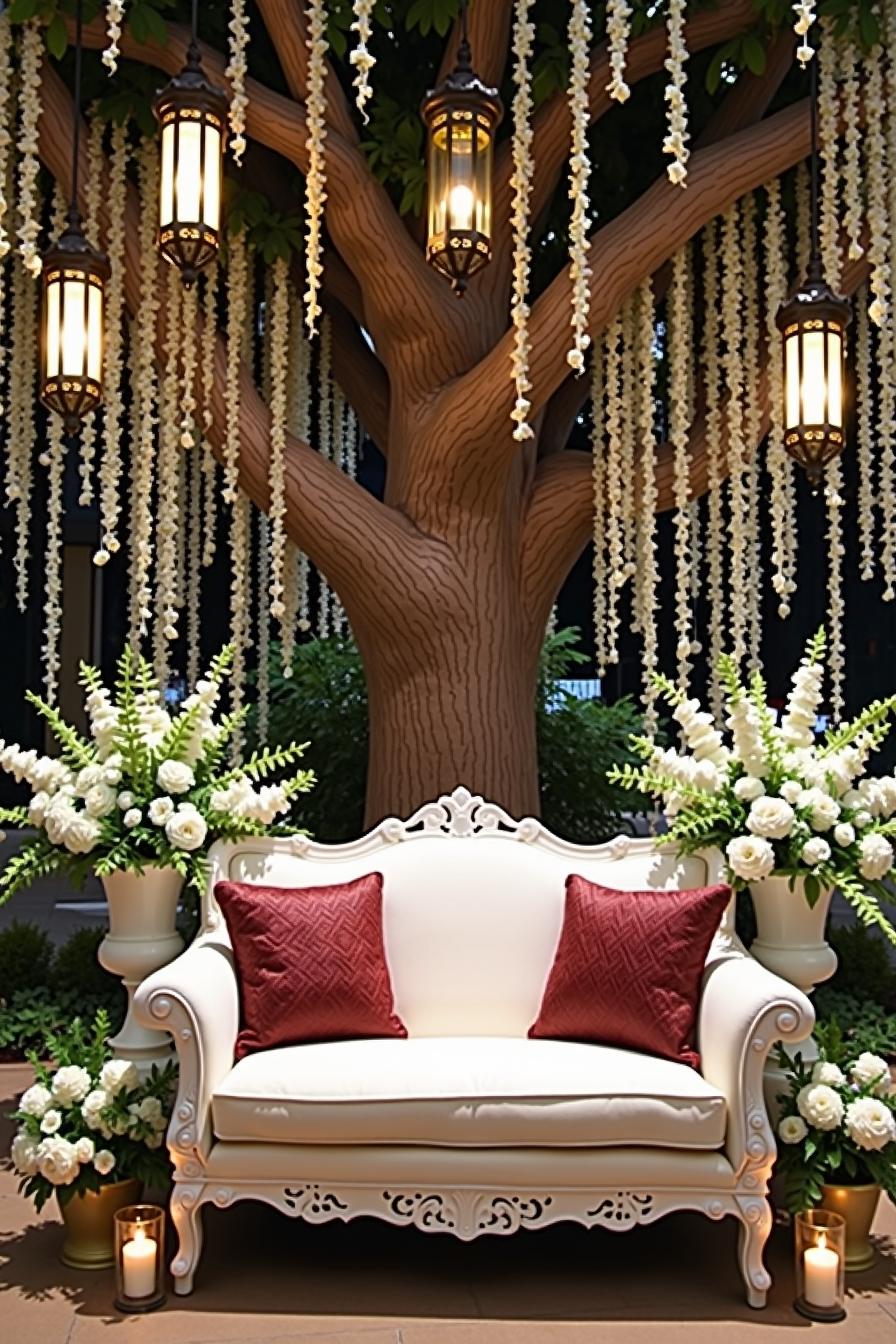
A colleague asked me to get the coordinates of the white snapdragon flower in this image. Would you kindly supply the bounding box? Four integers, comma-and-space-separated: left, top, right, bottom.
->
726, 835, 776, 882
51, 1065, 92, 1106
746, 797, 795, 840
797, 787, 840, 832
165, 808, 208, 852
123, 808, 143, 829
833, 822, 855, 848
93, 1148, 116, 1176
801, 837, 831, 867
797, 1083, 844, 1130
148, 796, 175, 826
725, 699, 767, 776
19, 1083, 52, 1118
672, 697, 728, 767
876, 776, 896, 817
156, 759, 194, 795
858, 833, 893, 881
734, 776, 764, 802
37, 1136, 80, 1185
100, 1060, 139, 1096
28, 791, 50, 826
812, 1060, 846, 1087
781, 659, 823, 749
844, 1097, 896, 1151
850, 1052, 892, 1095
10, 1130, 40, 1175
75, 764, 104, 792
777, 1114, 807, 1144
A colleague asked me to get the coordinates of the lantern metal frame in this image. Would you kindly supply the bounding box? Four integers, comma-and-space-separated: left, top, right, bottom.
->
153, 7, 228, 287
40, 0, 110, 433
421, 5, 503, 294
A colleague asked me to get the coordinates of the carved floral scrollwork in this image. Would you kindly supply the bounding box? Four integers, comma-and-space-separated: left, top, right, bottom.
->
283, 1184, 350, 1217
402, 787, 527, 839
477, 1194, 553, 1232
586, 1192, 654, 1226
382, 1190, 454, 1230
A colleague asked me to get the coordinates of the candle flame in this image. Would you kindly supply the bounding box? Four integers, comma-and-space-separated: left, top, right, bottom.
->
133, 1226, 147, 1245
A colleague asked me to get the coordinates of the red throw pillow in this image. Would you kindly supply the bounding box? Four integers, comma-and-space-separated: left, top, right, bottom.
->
529, 875, 731, 1068
216, 872, 407, 1059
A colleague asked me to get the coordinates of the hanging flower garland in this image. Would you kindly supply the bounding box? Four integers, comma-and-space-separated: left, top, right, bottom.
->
602, 313, 625, 667
840, 39, 864, 263
95, 123, 129, 567
619, 297, 638, 591
102, 1, 125, 75
720, 202, 747, 665
0, 12, 13, 266
826, 459, 846, 721
41, 415, 66, 704
793, 0, 817, 65
316, 315, 334, 637
856, 288, 876, 583
349, 0, 376, 124
226, 0, 250, 164
591, 352, 608, 678
281, 287, 313, 671
634, 277, 659, 732
154, 270, 184, 673
700, 219, 726, 717
304, 0, 328, 337
267, 254, 290, 628
663, 0, 690, 186
224, 228, 249, 503
818, 22, 840, 288
186, 447, 203, 687
257, 515, 272, 739
199, 265, 219, 568
566, 0, 592, 374
739, 195, 763, 669
865, 38, 889, 327
509, 0, 535, 442
606, 0, 631, 103
764, 176, 796, 619
76, 116, 106, 508
228, 494, 252, 762
15, 21, 43, 277
668, 245, 693, 689
8, 256, 36, 612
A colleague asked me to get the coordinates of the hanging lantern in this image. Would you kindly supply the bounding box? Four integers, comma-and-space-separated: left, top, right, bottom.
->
40, 213, 110, 432
777, 269, 850, 489
40, 0, 109, 434
421, 4, 502, 294
154, 37, 228, 286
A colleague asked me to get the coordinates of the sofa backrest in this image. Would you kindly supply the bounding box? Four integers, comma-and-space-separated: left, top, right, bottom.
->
203, 787, 729, 1038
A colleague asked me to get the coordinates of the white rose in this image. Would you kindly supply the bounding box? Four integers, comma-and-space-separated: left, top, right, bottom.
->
779, 780, 803, 805
75, 764, 103, 792
39, 1108, 63, 1135
747, 797, 795, 840
801, 837, 831, 867
148, 796, 175, 826
123, 808, 143, 829
74, 1136, 95, 1164
62, 813, 102, 856
797, 787, 840, 832
51, 1065, 92, 1106
844, 1097, 896, 1151
858, 833, 894, 881
734, 776, 765, 802
117, 791, 135, 810
81, 1088, 111, 1130
100, 1060, 139, 1097
726, 834, 776, 881
777, 1114, 808, 1144
19, 1084, 52, 1119
812, 1060, 846, 1086
797, 1083, 845, 1131
37, 1135, 80, 1186
165, 808, 208, 852
854, 809, 873, 829
833, 822, 855, 848
156, 760, 195, 795
93, 1148, 116, 1176
83, 782, 117, 818
850, 1052, 892, 1095
11, 1130, 40, 1175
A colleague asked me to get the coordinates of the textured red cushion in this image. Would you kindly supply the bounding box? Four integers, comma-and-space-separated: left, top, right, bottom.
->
529, 875, 731, 1068
216, 872, 407, 1059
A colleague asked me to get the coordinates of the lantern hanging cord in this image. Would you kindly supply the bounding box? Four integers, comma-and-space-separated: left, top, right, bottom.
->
188, 0, 200, 63
69, 0, 84, 220
808, 44, 821, 280
458, 0, 471, 69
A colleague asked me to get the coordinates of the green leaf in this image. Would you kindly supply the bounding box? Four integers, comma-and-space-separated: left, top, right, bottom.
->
7, 0, 40, 22
743, 34, 767, 76
44, 12, 67, 58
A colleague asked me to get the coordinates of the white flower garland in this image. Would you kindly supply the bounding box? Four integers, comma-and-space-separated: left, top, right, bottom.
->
602, 313, 624, 666
763, 177, 796, 618
818, 22, 840, 289
349, 0, 376, 124
856, 287, 876, 583
76, 117, 106, 509
329, 388, 348, 633
663, 0, 690, 187
96, 123, 129, 566
840, 39, 864, 263
153, 269, 183, 677
740, 195, 763, 670
669, 244, 693, 688
304, 0, 328, 337
257, 515, 271, 739
0, 12, 13, 264
15, 21, 43, 277
566, 0, 592, 374
700, 219, 726, 717
281, 288, 313, 670
865, 38, 889, 328
226, 0, 250, 165
591, 353, 608, 678
267, 254, 290, 629
41, 413, 65, 703
7, 255, 36, 611
186, 445, 202, 687
634, 277, 659, 732
316, 315, 333, 637
200, 263, 219, 568
826, 459, 846, 721
228, 493, 252, 762
102, 0, 125, 75
793, 0, 816, 65
720, 203, 747, 665
224, 228, 249, 504
509, 0, 535, 441
606, 0, 631, 102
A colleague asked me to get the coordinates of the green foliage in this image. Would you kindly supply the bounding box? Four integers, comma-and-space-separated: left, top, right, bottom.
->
51, 926, 125, 1005
360, 96, 427, 216
825, 922, 896, 1007
0, 921, 54, 999
405, 0, 460, 38
226, 186, 304, 262
814, 991, 896, 1059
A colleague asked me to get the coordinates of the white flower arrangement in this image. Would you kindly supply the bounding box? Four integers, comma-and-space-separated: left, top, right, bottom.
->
10, 1011, 174, 1213
0, 644, 314, 901
609, 629, 896, 944
775, 1027, 896, 1212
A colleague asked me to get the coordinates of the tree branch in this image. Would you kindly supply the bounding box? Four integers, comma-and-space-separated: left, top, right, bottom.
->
255, 0, 359, 144
327, 299, 391, 454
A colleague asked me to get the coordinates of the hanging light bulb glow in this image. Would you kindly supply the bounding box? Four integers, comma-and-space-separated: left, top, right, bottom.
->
154, 0, 228, 285
40, 0, 110, 432
421, 1, 503, 294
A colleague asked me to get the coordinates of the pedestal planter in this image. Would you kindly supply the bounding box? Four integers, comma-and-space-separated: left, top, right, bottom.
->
821, 1183, 882, 1272
59, 1178, 143, 1270
99, 866, 184, 1075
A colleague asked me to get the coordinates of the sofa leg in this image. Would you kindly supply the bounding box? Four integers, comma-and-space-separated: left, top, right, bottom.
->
736, 1200, 773, 1309
170, 1184, 204, 1295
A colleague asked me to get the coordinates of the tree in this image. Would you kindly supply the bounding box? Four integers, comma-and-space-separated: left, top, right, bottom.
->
29, 0, 871, 824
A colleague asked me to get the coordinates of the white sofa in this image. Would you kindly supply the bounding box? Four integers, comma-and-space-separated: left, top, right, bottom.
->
135, 787, 814, 1306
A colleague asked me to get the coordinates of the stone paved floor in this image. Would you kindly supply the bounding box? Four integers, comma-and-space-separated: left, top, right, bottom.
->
1, 1065, 895, 1344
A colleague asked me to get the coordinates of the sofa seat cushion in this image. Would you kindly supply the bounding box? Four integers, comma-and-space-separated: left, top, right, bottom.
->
211, 1036, 727, 1149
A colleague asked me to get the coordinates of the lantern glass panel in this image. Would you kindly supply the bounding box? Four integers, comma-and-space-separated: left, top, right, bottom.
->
160, 121, 175, 227
801, 328, 826, 424
827, 329, 843, 426
45, 279, 61, 378
62, 274, 87, 376
428, 119, 450, 240
202, 123, 222, 230
176, 118, 203, 223
87, 280, 103, 380
785, 330, 800, 428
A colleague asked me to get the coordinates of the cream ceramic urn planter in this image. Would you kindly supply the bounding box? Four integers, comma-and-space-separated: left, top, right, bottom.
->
99, 865, 184, 1075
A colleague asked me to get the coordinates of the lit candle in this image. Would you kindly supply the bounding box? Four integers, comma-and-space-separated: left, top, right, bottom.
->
804, 1233, 839, 1309
122, 1226, 157, 1299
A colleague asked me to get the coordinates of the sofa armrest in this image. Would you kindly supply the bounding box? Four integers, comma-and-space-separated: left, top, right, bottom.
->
133, 937, 239, 1167
698, 939, 814, 1177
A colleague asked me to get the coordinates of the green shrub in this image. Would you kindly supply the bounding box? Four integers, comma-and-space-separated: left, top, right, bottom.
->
825, 922, 896, 1008
254, 628, 650, 844
0, 921, 54, 1000
51, 926, 125, 1011
814, 990, 896, 1060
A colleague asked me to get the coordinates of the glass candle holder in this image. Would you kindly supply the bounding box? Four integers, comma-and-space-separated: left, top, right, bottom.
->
794, 1209, 847, 1322
113, 1204, 166, 1313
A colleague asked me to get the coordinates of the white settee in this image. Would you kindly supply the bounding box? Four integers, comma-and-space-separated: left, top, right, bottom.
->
135, 787, 814, 1306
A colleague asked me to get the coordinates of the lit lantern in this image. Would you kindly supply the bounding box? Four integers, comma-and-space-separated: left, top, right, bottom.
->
40, 213, 110, 432
421, 7, 502, 294
776, 269, 850, 489
154, 40, 228, 285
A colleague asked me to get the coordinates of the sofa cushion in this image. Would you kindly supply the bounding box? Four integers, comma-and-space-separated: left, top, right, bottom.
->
211, 1036, 727, 1149
529, 875, 731, 1068
216, 873, 407, 1059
